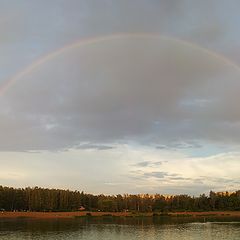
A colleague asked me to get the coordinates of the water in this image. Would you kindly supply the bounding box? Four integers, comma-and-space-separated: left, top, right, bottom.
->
1, 217, 240, 239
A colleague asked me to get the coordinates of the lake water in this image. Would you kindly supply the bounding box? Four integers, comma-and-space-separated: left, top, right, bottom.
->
1, 217, 240, 240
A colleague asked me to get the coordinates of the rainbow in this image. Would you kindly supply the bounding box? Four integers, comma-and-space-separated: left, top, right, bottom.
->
1, 32, 240, 96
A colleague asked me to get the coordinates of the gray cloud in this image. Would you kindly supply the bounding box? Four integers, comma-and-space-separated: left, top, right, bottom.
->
156, 141, 202, 150
1, 35, 240, 152
133, 160, 166, 167
168, 177, 192, 181
130, 171, 179, 180
144, 172, 170, 179
133, 161, 151, 167
75, 143, 114, 150
199, 176, 238, 185
1, 0, 240, 153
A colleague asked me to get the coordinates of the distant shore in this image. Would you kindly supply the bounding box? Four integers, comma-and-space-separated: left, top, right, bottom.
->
1, 211, 240, 219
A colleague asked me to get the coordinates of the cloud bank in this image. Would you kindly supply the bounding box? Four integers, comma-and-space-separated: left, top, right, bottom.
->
0, 36, 240, 152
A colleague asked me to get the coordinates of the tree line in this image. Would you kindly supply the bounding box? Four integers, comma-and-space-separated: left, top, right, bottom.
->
0, 186, 240, 212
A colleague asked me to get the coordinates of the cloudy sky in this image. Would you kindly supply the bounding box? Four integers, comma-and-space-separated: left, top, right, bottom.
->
1, 0, 240, 195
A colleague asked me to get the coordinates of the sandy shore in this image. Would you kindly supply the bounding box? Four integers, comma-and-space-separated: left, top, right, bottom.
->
1, 211, 240, 219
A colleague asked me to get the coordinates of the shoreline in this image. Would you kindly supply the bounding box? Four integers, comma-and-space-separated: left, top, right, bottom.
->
1, 211, 240, 219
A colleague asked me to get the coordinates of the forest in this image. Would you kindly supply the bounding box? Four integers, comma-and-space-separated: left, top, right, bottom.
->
1, 186, 240, 212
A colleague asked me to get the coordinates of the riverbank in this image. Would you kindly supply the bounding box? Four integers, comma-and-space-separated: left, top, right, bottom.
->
1, 211, 240, 219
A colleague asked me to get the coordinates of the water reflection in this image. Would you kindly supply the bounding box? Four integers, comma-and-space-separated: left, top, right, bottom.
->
1, 216, 240, 240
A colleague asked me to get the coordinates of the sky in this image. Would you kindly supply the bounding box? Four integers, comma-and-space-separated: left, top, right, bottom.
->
0, 0, 240, 195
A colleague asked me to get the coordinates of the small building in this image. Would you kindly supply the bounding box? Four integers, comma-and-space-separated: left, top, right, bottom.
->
78, 206, 85, 211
